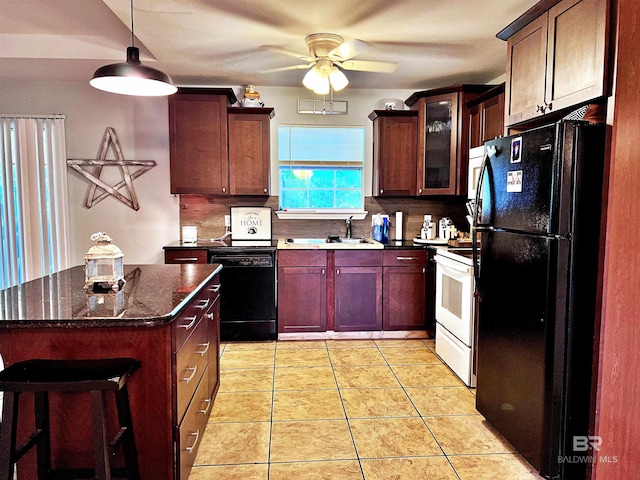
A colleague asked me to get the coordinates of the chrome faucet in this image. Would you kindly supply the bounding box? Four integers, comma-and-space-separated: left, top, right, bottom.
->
345, 216, 353, 238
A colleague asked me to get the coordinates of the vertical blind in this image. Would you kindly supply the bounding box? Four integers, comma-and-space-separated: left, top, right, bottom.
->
0, 115, 71, 289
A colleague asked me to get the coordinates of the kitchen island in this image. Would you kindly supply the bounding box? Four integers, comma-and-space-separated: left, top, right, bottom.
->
0, 263, 222, 480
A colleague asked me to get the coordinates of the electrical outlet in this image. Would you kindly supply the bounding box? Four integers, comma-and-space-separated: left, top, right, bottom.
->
224, 215, 231, 227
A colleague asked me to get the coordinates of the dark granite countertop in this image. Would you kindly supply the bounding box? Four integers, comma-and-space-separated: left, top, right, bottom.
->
164, 240, 432, 250
380, 240, 434, 249
0, 264, 222, 329
164, 240, 277, 250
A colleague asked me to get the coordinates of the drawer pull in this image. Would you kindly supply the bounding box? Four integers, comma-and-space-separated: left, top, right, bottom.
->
182, 366, 198, 384
396, 256, 419, 261
178, 316, 198, 330
195, 299, 210, 310
197, 342, 210, 356
199, 398, 212, 415
185, 429, 201, 454
206, 312, 214, 320
210, 284, 221, 293
173, 257, 199, 262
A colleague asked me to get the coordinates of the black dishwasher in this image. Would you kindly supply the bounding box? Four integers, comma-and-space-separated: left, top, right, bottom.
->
208, 249, 277, 341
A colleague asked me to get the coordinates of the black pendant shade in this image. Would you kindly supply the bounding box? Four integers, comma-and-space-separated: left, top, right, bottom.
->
90, 1, 177, 96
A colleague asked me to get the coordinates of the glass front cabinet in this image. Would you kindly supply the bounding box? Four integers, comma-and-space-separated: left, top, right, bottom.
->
407, 85, 493, 196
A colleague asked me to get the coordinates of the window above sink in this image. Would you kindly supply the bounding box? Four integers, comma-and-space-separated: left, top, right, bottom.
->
276, 125, 366, 220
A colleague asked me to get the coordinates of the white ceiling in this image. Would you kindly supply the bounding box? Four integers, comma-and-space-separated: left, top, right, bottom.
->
0, 0, 539, 91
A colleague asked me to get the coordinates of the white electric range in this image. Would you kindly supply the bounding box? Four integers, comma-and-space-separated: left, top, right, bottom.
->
433, 247, 478, 387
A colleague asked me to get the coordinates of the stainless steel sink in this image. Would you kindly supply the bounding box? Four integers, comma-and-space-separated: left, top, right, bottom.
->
285, 238, 327, 244
336, 238, 364, 244
280, 237, 383, 249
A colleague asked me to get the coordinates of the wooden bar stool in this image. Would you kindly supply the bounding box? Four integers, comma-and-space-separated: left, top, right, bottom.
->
0, 358, 141, 480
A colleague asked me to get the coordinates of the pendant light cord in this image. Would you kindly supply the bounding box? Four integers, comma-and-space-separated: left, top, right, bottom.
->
130, 0, 135, 47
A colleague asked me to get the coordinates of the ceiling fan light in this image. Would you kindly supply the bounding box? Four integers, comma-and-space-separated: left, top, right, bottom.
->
302, 66, 323, 90
313, 75, 330, 95
329, 66, 349, 91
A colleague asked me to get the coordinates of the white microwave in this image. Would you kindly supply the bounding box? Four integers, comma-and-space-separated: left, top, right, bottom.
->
468, 145, 485, 201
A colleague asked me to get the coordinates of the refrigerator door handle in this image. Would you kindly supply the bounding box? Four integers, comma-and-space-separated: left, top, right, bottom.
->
472, 229, 485, 300
472, 150, 495, 229
472, 149, 496, 300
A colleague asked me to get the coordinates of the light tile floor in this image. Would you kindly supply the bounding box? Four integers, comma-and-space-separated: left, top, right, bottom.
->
190, 339, 545, 480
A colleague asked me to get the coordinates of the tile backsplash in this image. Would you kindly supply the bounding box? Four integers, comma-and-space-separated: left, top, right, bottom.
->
178, 195, 467, 243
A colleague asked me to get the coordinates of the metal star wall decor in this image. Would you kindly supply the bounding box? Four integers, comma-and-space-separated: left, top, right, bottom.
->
67, 127, 156, 211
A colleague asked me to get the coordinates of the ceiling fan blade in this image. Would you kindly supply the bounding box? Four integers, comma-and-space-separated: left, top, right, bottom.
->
337, 60, 398, 73
260, 63, 313, 74
261, 45, 314, 63
328, 38, 371, 61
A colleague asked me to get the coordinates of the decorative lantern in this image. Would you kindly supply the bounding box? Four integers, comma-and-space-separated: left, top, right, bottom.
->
84, 232, 125, 293
86, 290, 126, 317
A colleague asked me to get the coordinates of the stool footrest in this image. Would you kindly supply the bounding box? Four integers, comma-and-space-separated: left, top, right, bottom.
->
14, 428, 45, 463
48, 467, 130, 479
109, 426, 129, 453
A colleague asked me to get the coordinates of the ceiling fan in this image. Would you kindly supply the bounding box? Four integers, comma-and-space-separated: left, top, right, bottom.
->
264, 33, 398, 94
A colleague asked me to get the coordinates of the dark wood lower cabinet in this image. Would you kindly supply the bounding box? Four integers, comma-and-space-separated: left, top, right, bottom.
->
383, 266, 426, 330
278, 266, 327, 332
333, 251, 382, 332
278, 249, 433, 334
165, 248, 207, 264
382, 249, 428, 331
277, 251, 327, 333
334, 266, 383, 331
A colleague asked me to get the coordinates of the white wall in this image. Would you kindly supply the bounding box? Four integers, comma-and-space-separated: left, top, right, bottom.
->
1, 79, 178, 265
1, 80, 415, 265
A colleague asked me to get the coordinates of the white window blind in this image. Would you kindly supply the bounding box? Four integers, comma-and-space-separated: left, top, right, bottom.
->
277, 125, 365, 214
278, 126, 364, 164
0, 115, 71, 289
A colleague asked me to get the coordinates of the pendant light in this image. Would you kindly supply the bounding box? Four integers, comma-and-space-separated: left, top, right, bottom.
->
90, 0, 177, 96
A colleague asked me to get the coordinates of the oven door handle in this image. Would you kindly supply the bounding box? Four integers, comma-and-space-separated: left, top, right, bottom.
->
434, 255, 472, 274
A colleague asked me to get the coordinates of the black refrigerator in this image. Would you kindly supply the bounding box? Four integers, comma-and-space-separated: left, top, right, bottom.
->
473, 120, 606, 479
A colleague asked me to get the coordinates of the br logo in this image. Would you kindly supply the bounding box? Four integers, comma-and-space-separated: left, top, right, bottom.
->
573, 436, 602, 452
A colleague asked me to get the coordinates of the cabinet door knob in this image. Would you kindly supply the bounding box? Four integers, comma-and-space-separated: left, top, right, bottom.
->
222, 187, 226, 193
545, 101, 553, 112
380, 189, 384, 194
263, 188, 268, 193
536, 104, 545, 113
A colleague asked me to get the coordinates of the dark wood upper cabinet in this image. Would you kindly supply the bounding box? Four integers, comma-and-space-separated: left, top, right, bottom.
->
468, 84, 506, 149
406, 85, 493, 196
503, 0, 611, 126
369, 110, 419, 197
169, 88, 236, 195
228, 107, 275, 195
169, 89, 274, 196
